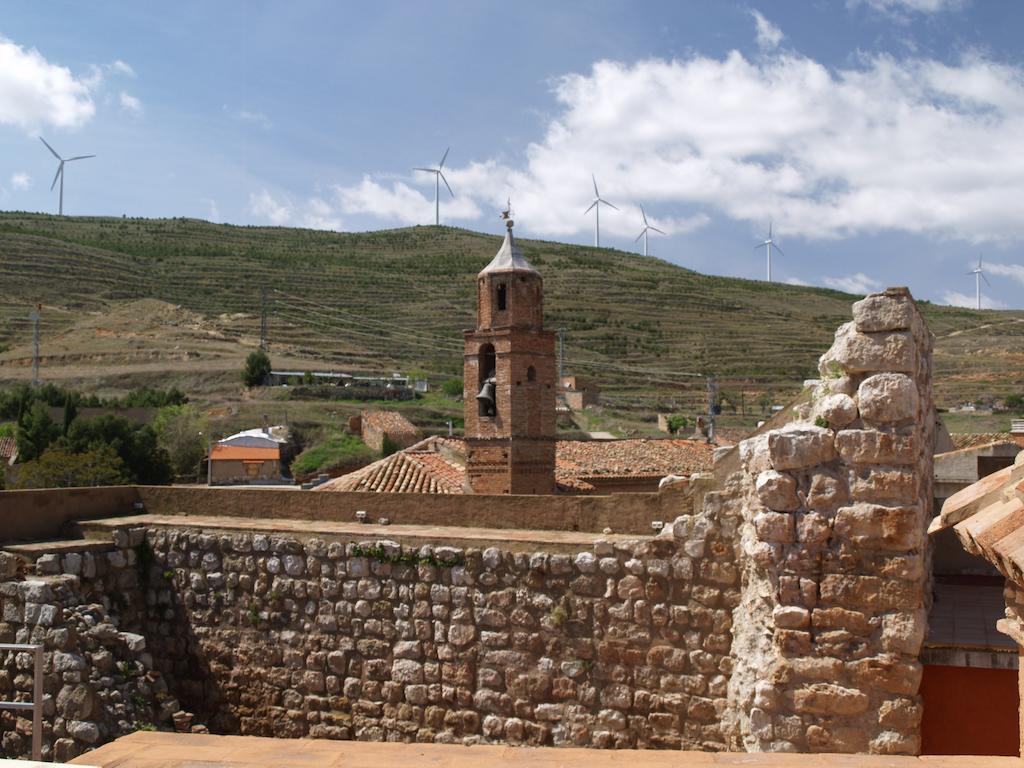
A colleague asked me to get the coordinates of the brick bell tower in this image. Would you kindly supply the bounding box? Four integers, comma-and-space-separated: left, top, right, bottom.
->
463, 205, 556, 494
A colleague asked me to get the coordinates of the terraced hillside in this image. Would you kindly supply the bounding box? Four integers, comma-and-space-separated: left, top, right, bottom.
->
0, 212, 1022, 415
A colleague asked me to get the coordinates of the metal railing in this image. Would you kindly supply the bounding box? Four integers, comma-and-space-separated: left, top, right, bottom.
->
0, 642, 43, 761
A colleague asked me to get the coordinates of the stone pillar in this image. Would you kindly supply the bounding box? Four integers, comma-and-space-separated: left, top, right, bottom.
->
726, 288, 933, 754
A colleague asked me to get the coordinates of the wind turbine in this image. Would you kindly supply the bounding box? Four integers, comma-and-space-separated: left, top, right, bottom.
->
969, 255, 991, 310
635, 205, 665, 257
584, 175, 618, 248
755, 221, 784, 282
39, 137, 95, 216
414, 147, 454, 226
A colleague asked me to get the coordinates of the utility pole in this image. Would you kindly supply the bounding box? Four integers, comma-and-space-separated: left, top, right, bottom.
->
557, 327, 566, 386
706, 375, 718, 444
259, 285, 268, 351
30, 304, 41, 387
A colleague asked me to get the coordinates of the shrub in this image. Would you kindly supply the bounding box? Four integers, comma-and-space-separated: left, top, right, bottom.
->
441, 378, 464, 398
665, 414, 688, 435
14, 445, 127, 489
243, 349, 272, 388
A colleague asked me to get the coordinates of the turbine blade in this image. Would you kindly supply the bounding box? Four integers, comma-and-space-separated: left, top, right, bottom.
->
635, 230, 646, 242
584, 201, 598, 214
39, 136, 61, 159
439, 147, 450, 168
65, 154, 95, 161
982, 272, 992, 287
50, 164, 62, 191
413, 167, 436, 174
602, 199, 619, 211
640, 204, 648, 225
592, 174, 599, 198
773, 244, 786, 257
650, 226, 666, 235
755, 242, 766, 250
439, 170, 454, 198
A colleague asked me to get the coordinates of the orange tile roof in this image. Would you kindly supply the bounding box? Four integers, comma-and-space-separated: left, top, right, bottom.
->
317, 437, 464, 493
0, 436, 16, 460
362, 410, 420, 436
950, 432, 1014, 450
211, 444, 279, 461
316, 436, 714, 495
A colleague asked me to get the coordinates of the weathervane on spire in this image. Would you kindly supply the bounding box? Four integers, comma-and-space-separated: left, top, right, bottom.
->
501, 197, 514, 231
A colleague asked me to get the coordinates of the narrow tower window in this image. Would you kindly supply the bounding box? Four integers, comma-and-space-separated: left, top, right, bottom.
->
496, 284, 507, 311
477, 344, 497, 418
527, 365, 536, 382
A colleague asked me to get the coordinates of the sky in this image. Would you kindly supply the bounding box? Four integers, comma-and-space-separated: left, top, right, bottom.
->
2, 0, 1024, 308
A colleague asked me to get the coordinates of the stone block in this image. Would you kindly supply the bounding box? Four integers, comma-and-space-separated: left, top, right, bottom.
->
878, 697, 922, 730
813, 393, 858, 430
880, 610, 927, 655
870, 731, 919, 755
823, 325, 916, 375
849, 655, 922, 695
848, 466, 918, 504
853, 293, 916, 333
754, 512, 795, 543
835, 431, 916, 465
792, 684, 869, 716
772, 605, 810, 629
806, 469, 848, 512
392, 659, 424, 685
819, 575, 919, 611
756, 471, 799, 512
768, 426, 836, 471
834, 503, 922, 551
857, 373, 918, 424
812, 607, 873, 635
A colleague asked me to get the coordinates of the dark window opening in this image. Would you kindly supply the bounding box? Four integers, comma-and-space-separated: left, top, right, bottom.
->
527, 366, 536, 382
496, 284, 507, 311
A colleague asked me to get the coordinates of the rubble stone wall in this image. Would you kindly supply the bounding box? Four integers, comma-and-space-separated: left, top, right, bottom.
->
138, 504, 739, 749
0, 536, 183, 763
725, 288, 934, 754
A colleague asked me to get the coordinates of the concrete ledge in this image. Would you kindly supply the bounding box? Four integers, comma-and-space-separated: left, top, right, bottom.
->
69, 732, 1018, 767
78, 514, 647, 553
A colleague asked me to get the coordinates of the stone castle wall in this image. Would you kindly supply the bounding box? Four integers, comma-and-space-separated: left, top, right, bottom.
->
137, 503, 738, 749
726, 288, 934, 754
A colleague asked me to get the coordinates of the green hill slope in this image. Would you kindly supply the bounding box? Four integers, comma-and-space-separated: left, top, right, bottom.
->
0, 212, 1021, 414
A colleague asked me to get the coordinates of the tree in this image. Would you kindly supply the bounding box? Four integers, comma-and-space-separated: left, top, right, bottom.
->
441, 378, 464, 398
65, 415, 173, 485
1005, 394, 1024, 414
153, 404, 206, 478
14, 445, 127, 489
62, 394, 78, 437
757, 391, 773, 416
16, 402, 59, 462
243, 349, 272, 387
665, 414, 688, 435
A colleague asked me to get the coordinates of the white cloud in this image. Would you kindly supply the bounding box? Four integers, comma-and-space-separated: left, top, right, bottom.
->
248, 189, 342, 230
226, 107, 272, 130
784, 277, 811, 286
821, 273, 882, 294
10, 172, 30, 190
109, 60, 135, 77
119, 91, 142, 114
855, 0, 966, 15
202, 198, 221, 222
0, 37, 95, 130
336, 176, 482, 225
332, 47, 1024, 245
751, 10, 784, 51
943, 290, 1007, 310
985, 262, 1024, 286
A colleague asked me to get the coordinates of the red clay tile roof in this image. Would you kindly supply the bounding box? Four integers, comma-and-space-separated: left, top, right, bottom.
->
950, 432, 1014, 450
317, 437, 464, 493
0, 436, 15, 461
315, 436, 714, 494
556, 438, 714, 480
362, 410, 420, 437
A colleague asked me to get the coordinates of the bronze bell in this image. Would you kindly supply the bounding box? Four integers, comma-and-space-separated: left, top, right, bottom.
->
476, 377, 496, 416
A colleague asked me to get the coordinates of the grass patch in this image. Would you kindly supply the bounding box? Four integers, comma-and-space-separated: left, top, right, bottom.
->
290, 431, 374, 477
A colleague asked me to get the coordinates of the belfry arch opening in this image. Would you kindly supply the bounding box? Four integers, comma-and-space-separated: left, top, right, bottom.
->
477, 343, 496, 417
